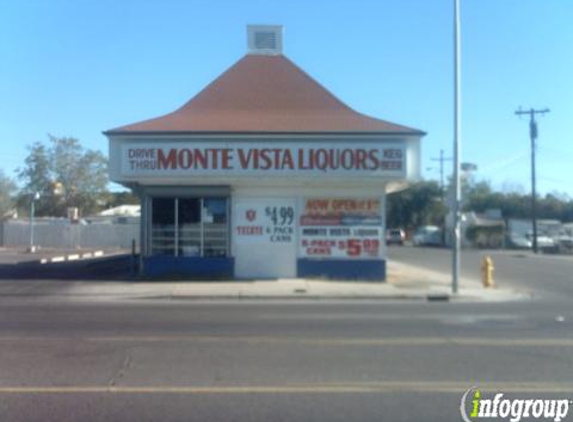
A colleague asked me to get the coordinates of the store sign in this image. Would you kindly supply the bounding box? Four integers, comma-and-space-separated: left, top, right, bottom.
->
234, 199, 295, 244
300, 198, 382, 259
120, 141, 405, 178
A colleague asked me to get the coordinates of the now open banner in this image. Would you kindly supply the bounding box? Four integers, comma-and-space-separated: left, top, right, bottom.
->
299, 198, 383, 259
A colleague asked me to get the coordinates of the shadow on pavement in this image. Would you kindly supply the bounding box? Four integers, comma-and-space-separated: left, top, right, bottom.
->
0, 254, 138, 281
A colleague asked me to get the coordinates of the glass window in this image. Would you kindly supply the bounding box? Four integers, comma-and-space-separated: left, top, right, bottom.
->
178, 198, 201, 257
203, 198, 228, 257
150, 196, 229, 257
151, 198, 175, 255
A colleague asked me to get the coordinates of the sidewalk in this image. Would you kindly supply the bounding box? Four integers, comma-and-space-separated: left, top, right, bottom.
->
0, 260, 531, 302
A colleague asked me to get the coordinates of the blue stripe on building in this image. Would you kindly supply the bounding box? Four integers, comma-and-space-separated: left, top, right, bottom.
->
297, 258, 386, 281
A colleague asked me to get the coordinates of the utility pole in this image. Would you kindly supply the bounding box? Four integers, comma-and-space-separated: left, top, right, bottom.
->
432, 149, 453, 249
452, 0, 462, 295
515, 107, 550, 254
431, 149, 453, 194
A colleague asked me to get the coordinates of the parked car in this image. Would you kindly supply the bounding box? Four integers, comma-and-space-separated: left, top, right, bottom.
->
507, 234, 531, 249
557, 234, 573, 254
386, 228, 405, 245
509, 232, 556, 250
525, 232, 555, 249
412, 226, 442, 246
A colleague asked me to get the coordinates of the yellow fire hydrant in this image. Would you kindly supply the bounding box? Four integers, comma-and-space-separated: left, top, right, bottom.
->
481, 256, 495, 288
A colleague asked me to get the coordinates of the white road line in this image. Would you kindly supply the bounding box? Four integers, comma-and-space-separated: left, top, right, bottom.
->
1, 336, 572, 347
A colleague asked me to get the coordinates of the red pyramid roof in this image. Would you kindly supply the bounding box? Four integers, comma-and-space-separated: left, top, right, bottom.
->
105, 54, 424, 135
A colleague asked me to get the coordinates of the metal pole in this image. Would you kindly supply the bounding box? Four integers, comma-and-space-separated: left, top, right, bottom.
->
529, 111, 538, 254
140, 195, 147, 277
29, 198, 35, 251
174, 198, 179, 257
131, 238, 136, 276
200, 198, 204, 257
515, 107, 549, 254
440, 149, 445, 192
431, 150, 451, 201
452, 0, 462, 294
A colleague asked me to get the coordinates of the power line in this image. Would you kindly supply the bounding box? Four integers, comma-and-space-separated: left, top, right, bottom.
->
538, 175, 571, 185
479, 150, 528, 175
536, 147, 572, 162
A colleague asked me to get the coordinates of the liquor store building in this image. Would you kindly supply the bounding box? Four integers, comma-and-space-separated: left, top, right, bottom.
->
105, 25, 424, 280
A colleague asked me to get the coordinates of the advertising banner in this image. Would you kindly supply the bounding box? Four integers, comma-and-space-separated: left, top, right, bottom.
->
299, 198, 382, 259
234, 199, 295, 244
121, 141, 405, 179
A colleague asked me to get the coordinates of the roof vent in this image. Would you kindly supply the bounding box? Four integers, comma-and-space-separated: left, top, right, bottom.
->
247, 25, 283, 55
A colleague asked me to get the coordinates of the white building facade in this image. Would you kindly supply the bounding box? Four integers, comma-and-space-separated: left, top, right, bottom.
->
106, 26, 424, 280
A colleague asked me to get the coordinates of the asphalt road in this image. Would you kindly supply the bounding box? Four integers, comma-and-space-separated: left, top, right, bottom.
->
1, 296, 573, 422
389, 246, 573, 301
1, 247, 572, 421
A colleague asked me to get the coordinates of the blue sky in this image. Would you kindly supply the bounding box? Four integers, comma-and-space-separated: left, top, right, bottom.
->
1, 0, 572, 196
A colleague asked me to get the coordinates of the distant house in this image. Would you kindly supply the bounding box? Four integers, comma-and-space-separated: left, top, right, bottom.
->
97, 205, 141, 218
507, 218, 562, 238
445, 211, 504, 248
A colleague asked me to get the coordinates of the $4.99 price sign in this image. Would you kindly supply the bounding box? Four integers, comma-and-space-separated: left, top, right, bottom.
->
265, 206, 294, 226
235, 199, 295, 244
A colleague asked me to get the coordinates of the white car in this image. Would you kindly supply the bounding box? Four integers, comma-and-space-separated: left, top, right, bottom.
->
525, 232, 555, 249
557, 234, 573, 253
509, 235, 531, 249
385, 229, 405, 245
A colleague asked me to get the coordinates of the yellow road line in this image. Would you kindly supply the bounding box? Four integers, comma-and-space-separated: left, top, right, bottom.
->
85, 336, 573, 347
1, 382, 573, 394
1, 336, 573, 347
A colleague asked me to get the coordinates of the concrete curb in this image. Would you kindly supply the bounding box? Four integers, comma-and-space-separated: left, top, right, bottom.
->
0, 282, 531, 302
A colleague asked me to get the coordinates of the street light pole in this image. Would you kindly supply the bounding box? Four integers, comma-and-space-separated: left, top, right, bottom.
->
452, 0, 462, 295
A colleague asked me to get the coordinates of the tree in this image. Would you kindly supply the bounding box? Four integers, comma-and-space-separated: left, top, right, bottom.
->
50, 135, 83, 203
17, 142, 58, 215
463, 180, 502, 213
0, 170, 17, 218
386, 181, 447, 231
388, 177, 573, 231
455, 179, 573, 222
17, 135, 110, 217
